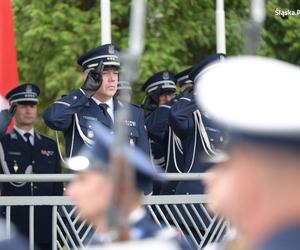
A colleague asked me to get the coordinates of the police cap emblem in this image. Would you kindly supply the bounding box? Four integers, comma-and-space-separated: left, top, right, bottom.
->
162, 72, 169, 80
26, 84, 32, 92
108, 45, 115, 54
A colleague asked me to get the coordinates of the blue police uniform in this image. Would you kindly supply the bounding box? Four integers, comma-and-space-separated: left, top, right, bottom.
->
169, 55, 225, 195
168, 56, 226, 245
144, 71, 184, 195
43, 90, 149, 157
43, 44, 149, 159
0, 83, 63, 250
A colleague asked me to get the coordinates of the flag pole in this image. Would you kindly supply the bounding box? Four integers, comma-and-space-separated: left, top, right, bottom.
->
216, 0, 226, 55
100, 0, 112, 44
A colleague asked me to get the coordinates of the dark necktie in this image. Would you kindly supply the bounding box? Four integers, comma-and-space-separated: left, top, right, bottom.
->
24, 133, 33, 147
99, 103, 113, 128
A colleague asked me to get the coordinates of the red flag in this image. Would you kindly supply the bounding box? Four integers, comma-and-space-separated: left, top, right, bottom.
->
0, 0, 19, 131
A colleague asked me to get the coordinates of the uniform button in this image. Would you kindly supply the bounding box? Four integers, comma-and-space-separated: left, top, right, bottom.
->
73, 96, 78, 100
172, 189, 175, 192
32, 161, 35, 164
88, 125, 92, 128
34, 186, 37, 189
186, 192, 190, 195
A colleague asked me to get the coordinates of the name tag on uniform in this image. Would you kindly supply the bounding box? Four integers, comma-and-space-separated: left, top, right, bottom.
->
125, 120, 136, 127
41, 150, 54, 157
83, 116, 98, 121
8, 151, 21, 156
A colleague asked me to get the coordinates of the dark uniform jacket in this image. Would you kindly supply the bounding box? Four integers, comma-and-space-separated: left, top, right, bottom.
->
146, 98, 184, 195
169, 93, 224, 195
0, 129, 63, 244
43, 89, 149, 157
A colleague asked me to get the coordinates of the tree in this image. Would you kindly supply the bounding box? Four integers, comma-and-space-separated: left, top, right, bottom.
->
13, 0, 299, 138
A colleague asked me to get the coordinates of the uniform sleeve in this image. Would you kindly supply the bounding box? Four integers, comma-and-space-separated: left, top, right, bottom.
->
145, 104, 172, 144
136, 109, 150, 156
52, 143, 63, 196
0, 109, 13, 138
169, 97, 197, 139
43, 89, 89, 131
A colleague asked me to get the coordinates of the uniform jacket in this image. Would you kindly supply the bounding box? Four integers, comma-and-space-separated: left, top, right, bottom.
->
43, 89, 150, 157
0, 129, 63, 243
146, 98, 184, 195
169, 93, 224, 195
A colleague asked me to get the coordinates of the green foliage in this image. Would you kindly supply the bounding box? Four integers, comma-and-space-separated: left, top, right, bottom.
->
13, 0, 299, 139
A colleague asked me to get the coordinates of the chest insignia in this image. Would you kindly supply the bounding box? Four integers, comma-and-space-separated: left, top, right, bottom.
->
41, 149, 54, 157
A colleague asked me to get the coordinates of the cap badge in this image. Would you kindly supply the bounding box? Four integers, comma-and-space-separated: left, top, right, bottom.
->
108, 45, 115, 54
26, 84, 32, 92
163, 72, 169, 80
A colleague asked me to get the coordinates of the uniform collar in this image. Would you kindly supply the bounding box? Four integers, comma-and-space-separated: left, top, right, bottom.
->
14, 126, 34, 138
92, 96, 114, 110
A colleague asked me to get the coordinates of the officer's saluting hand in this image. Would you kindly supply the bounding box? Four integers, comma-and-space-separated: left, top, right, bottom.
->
81, 61, 104, 98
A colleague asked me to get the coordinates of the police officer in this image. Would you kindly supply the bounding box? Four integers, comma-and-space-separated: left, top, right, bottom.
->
169, 54, 225, 195
145, 71, 185, 195
169, 55, 226, 246
197, 56, 300, 250
141, 71, 177, 194
65, 122, 192, 249
115, 80, 132, 103
43, 44, 149, 158
0, 83, 63, 250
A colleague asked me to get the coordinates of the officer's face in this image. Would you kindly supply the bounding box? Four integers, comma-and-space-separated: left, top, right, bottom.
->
65, 170, 113, 224
96, 67, 119, 98
204, 145, 257, 230
14, 103, 37, 127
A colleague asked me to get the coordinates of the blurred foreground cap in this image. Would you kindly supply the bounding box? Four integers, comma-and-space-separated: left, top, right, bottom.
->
195, 56, 300, 148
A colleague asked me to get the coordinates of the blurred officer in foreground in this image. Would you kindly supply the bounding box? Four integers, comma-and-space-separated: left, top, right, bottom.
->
43, 44, 149, 158
197, 56, 300, 250
65, 122, 192, 249
115, 80, 132, 103
145, 71, 184, 195
0, 83, 63, 250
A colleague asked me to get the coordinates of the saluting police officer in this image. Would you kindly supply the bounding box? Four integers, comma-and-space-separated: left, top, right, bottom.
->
141, 71, 177, 194
144, 71, 185, 195
43, 44, 149, 159
0, 83, 63, 250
